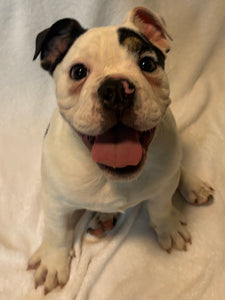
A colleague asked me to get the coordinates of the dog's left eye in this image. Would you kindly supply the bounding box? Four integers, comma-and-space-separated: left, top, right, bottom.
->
70, 64, 88, 80
139, 57, 157, 73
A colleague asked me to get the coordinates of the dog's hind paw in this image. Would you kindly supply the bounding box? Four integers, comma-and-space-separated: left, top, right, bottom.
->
187, 181, 214, 205
87, 212, 120, 237
179, 169, 215, 205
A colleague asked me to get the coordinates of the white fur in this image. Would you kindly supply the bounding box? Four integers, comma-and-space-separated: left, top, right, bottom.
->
28, 7, 214, 294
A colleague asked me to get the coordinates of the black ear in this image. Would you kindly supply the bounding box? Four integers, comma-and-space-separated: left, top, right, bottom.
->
33, 18, 86, 74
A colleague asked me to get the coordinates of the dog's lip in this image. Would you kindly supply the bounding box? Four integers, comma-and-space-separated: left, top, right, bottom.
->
76, 124, 156, 175
76, 124, 156, 151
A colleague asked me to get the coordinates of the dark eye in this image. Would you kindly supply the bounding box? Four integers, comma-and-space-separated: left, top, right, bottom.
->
70, 64, 88, 80
139, 57, 157, 73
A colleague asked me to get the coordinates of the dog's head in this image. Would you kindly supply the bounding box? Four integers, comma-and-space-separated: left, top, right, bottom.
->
34, 7, 172, 180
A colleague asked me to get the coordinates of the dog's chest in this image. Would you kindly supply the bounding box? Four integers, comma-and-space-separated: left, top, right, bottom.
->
43, 146, 157, 213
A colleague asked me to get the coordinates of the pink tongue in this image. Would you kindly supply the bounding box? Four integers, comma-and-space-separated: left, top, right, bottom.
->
91, 124, 142, 168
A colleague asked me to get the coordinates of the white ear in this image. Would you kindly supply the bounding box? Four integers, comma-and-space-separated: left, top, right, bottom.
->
123, 6, 172, 55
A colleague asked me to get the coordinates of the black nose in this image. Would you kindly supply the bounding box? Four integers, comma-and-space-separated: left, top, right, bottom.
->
98, 78, 136, 112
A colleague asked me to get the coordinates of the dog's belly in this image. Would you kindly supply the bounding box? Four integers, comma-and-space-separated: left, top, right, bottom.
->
42, 109, 181, 213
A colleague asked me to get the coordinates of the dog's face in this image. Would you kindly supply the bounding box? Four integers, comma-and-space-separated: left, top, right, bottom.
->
34, 7, 172, 179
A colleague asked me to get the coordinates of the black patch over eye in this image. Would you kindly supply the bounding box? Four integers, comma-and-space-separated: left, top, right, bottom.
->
139, 57, 157, 73
118, 28, 165, 69
70, 64, 88, 80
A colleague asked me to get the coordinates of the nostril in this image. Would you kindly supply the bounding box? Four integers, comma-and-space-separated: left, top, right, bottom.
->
121, 80, 136, 96
104, 87, 115, 101
98, 84, 117, 110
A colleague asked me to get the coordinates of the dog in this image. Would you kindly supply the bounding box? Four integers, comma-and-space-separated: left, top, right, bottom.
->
28, 6, 214, 294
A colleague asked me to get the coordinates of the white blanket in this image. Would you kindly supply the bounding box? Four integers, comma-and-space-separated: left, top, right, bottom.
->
1, 0, 225, 299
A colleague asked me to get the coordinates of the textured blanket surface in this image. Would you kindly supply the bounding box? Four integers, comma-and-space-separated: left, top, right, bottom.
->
0, 1, 225, 299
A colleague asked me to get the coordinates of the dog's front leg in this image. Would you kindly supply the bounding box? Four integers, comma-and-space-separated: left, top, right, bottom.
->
28, 191, 82, 294
146, 176, 191, 253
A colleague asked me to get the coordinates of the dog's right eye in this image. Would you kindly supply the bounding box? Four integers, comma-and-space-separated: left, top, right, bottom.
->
70, 64, 88, 80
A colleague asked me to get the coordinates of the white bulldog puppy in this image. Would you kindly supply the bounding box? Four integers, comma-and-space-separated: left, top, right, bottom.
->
28, 7, 214, 294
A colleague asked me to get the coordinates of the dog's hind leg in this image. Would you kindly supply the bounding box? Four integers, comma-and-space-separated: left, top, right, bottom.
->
178, 167, 215, 205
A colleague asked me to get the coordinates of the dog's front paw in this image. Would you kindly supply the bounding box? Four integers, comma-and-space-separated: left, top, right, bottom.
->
153, 209, 191, 253
27, 243, 74, 294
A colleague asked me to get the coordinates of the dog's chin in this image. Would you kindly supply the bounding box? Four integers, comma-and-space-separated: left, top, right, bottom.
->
76, 124, 156, 180
96, 156, 146, 181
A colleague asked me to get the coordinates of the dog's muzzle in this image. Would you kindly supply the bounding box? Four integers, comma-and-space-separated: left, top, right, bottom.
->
98, 77, 136, 112
77, 76, 156, 178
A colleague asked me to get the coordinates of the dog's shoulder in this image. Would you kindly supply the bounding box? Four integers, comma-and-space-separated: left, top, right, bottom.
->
145, 109, 181, 172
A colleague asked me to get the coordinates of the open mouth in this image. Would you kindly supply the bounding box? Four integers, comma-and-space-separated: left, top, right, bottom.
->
77, 123, 156, 177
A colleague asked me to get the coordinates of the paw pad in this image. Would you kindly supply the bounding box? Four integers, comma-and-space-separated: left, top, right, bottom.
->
87, 213, 119, 237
